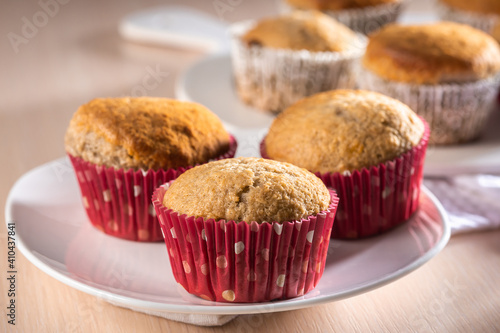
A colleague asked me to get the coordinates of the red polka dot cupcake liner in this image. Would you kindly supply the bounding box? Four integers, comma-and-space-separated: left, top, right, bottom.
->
68, 136, 237, 242
152, 183, 339, 303
261, 121, 429, 239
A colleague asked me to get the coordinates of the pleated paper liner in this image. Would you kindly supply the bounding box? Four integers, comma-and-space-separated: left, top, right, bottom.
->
357, 66, 500, 144
279, 0, 405, 35
261, 121, 429, 239
68, 135, 237, 242
152, 184, 339, 303
230, 20, 366, 113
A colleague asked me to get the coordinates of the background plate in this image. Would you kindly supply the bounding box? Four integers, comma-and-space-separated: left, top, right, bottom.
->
177, 53, 500, 176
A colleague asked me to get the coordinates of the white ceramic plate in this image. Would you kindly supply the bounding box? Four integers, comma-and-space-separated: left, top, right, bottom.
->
176, 53, 500, 176
5, 158, 450, 315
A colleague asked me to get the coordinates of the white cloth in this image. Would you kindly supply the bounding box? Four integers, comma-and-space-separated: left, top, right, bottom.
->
424, 174, 500, 235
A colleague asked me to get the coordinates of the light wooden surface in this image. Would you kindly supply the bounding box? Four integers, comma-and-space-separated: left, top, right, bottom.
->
1, 1, 500, 332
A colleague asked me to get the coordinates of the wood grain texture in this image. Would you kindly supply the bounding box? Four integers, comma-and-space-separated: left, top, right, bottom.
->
1, 0, 500, 332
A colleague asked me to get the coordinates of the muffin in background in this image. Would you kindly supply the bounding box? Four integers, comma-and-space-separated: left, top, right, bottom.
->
65, 97, 237, 242
231, 11, 366, 114
282, 0, 405, 35
437, 0, 500, 36
357, 22, 500, 145
241, 10, 359, 52
262, 90, 429, 239
153, 157, 339, 303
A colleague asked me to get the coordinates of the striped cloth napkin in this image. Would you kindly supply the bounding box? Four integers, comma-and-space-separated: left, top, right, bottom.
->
424, 174, 500, 234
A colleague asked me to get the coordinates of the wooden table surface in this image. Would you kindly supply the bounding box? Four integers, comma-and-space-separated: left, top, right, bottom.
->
1, 0, 500, 332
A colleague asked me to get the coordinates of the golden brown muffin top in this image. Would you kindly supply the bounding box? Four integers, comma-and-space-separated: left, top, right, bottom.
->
241, 11, 359, 52
440, 0, 500, 16
286, 0, 398, 10
65, 97, 230, 170
265, 90, 424, 174
362, 22, 500, 84
163, 157, 331, 223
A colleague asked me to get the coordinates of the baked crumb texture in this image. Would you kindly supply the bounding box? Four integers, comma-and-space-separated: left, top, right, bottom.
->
163, 157, 331, 223
65, 97, 231, 170
265, 89, 424, 173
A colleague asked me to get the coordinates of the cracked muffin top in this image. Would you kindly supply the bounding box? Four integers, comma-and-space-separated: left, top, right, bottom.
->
285, 0, 399, 10
363, 22, 500, 84
162, 157, 331, 223
65, 97, 231, 170
241, 11, 359, 52
265, 90, 424, 174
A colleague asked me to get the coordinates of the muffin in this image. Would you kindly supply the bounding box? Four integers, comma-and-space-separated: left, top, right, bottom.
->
357, 22, 500, 145
65, 97, 237, 242
261, 90, 429, 239
437, 0, 500, 35
152, 157, 339, 302
230, 11, 366, 113
282, 0, 405, 35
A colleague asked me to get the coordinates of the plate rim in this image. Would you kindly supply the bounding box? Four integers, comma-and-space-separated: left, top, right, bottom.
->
5, 158, 451, 315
